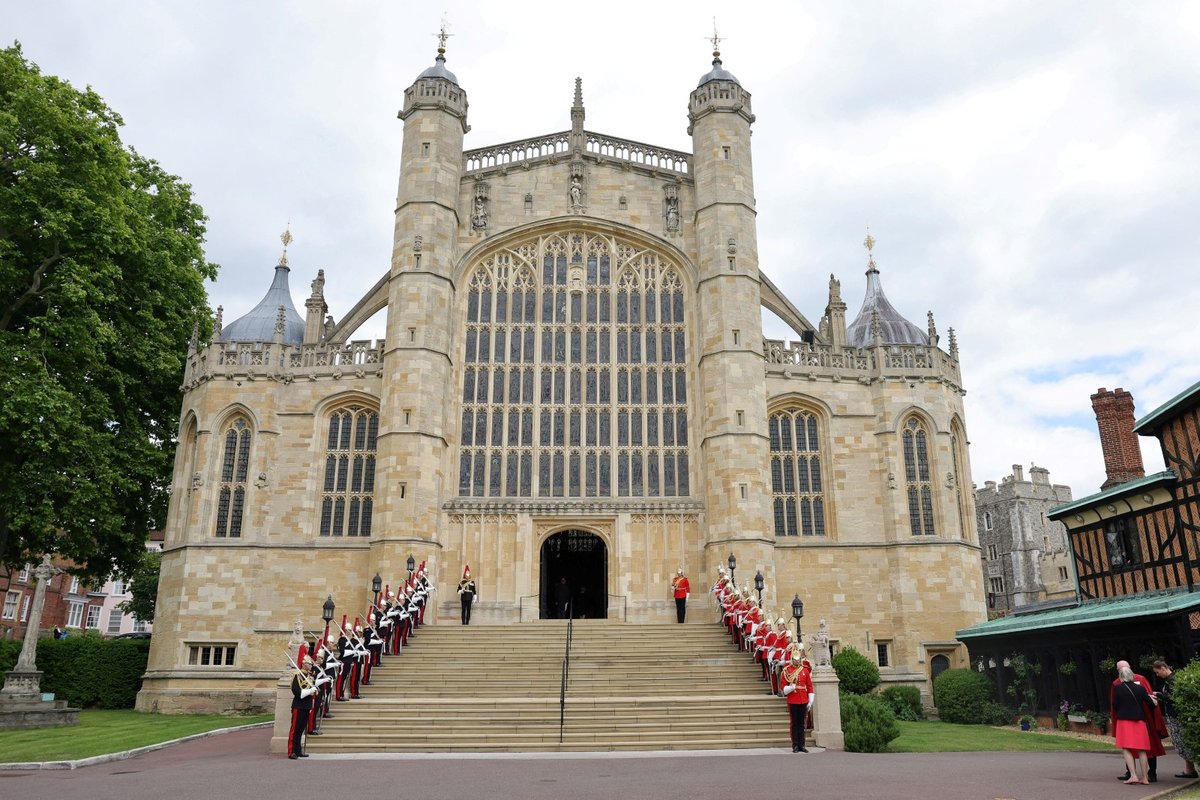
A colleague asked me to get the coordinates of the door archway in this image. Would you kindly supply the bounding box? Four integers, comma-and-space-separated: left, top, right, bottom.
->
930, 653, 951, 703
539, 530, 607, 619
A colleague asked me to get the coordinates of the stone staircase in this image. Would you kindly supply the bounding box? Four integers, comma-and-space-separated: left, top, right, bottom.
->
306, 620, 792, 753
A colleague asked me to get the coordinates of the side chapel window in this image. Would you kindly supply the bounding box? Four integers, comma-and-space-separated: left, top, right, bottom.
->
768, 409, 826, 536
320, 406, 378, 536
214, 418, 251, 537
903, 417, 936, 536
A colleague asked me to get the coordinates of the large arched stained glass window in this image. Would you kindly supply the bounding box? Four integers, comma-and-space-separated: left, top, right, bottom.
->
320, 406, 378, 536
768, 409, 826, 536
903, 416, 936, 536
458, 231, 690, 498
215, 417, 251, 538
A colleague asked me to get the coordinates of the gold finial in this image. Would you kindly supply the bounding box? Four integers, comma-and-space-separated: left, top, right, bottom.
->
279, 225, 293, 267
435, 16, 452, 55
863, 229, 877, 270
707, 17, 724, 58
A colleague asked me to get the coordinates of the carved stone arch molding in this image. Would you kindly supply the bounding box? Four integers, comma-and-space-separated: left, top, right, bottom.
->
533, 519, 615, 551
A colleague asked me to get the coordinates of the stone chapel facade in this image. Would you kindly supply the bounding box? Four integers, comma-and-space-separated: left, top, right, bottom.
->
137, 46, 986, 713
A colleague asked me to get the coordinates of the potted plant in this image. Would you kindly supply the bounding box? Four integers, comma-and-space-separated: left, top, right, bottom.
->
1020, 714, 1036, 731
1067, 703, 1088, 724
1057, 701, 1070, 731
1084, 709, 1109, 734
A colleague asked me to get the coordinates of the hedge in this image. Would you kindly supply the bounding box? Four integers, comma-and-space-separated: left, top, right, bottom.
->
0, 634, 149, 708
1169, 659, 1200, 760
841, 691, 900, 752
933, 667, 995, 724
832, 645, 881, 695
880, 685, 924, 721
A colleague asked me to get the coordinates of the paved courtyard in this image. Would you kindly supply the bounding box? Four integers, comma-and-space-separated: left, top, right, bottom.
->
1, 726, 1192, 800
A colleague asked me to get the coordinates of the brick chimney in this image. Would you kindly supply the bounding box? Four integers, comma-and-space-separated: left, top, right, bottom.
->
1091, 387, 1145, 490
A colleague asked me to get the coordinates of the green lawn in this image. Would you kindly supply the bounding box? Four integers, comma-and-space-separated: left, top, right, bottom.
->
0, 710, 272, 763
889, 721, 1118, 753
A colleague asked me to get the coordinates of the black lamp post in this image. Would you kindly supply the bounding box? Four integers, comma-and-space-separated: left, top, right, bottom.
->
322, 595, 335, 642
791, 594, 805, 639
754, 571, 764, 605
727, 553, 736, 586
406, 554, 416, 582
372, 573, 382, 608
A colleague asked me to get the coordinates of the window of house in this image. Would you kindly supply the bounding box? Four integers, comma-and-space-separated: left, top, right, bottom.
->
457, 232, 690, 499
85, 605, 101, 629
107, 609, 124, 635
187, 644, 236, 666
320, 406, 378, 536
17, 564, 29, 583
1104, 518, 1142, 569
133, 617, 148, 633
68, 576, 80, 594
902, 417, 935, 535
20, 595, 30, 622
986, 544, 998, 560
215, 417, 252, 537
768, 408, 827, 537
1, 591, 18, 620
989, 576, 1005, 594
66, 601, 84, 628
112, 580, 126, 596
876, 641, 892, 667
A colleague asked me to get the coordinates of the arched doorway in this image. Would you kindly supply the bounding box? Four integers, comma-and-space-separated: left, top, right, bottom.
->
930, 654, 951, 704
540, 530, 607, 619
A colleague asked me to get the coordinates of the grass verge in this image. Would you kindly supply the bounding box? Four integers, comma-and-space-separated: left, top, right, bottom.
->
0, 709, 272, 763
889, 720, 1118, 753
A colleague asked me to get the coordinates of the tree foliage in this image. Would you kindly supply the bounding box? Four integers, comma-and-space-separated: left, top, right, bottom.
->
118, 548, 161, 623
0, 44, 216, 580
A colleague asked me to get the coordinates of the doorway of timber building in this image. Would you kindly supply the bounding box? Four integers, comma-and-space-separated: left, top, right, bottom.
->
539, 530, 607, 620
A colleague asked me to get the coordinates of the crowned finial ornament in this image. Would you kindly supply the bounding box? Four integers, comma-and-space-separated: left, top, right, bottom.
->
863, 229, 877, 271
435, 17, 453, 54
707, 17, 725, 58
279, 226, 293, 267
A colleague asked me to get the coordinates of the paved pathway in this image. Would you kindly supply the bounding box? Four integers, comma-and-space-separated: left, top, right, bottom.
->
1, 727, 1192, 800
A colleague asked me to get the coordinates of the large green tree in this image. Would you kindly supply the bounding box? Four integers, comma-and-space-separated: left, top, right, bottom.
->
0, 43, 216, 579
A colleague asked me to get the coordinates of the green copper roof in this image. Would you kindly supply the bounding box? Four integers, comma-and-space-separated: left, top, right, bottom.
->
1134, 378, 1200, 434
956, 589, 1200, 640
1046, 470, 1176, 520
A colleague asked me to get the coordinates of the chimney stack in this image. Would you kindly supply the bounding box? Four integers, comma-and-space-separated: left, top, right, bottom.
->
1091, 387, 1145, 490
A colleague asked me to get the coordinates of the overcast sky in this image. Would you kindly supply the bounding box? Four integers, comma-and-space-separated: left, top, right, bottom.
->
8, 2, 1199, 500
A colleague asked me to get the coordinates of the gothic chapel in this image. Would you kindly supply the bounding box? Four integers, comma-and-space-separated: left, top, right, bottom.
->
137, 42, 987, 713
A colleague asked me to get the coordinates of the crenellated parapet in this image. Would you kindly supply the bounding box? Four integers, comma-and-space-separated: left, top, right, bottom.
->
764, 338, 963, 391
181, 339, 385, 390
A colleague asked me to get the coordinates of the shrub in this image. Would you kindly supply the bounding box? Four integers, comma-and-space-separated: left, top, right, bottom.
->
934, 667, 995, 724
880, 685, 924, 721
0, 633, 149, 708
832, 646, 881, 695
981, 702, 1016, 726
1170, 659, 1200, 759
840, 692, 900, 752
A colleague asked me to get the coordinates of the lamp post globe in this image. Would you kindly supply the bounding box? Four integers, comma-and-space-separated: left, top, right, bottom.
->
322, 595, 335, 640
372, 573, 382, 606
791, 594, 805, 639
407, 555, 416, 577
727, 553, 736, 585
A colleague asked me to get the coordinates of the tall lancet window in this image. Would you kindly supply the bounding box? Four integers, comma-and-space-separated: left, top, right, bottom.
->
903, 416, 936, 536
458, 231, 690, 498
320, 406, 378, 536
768, 409, 826, 536
214, 417, 251, 538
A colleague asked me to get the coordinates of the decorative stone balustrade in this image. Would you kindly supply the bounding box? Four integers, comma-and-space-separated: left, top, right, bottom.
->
182, 339, 385, 389
462, 130, 691, 176
764, 339, 962, 388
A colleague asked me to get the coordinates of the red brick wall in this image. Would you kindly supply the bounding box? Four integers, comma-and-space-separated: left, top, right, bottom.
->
1091, 387, 1146, 490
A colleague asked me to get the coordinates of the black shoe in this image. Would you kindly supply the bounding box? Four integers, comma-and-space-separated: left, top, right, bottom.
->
298, 753, 310, 758
1148, 775, 1157, 783
798, 746, 808, 753
309, 731, 322, 736
323, 714, 334, 719
1118, 774, 1131, 782
792, 746, 800, 753
1176, 773, 1199, 779
288, 754, 299, 760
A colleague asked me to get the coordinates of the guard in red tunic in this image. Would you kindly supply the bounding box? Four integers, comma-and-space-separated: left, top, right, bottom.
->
781, 651, 814, 753
670, 568, 691, 623
287, 650, 316, 759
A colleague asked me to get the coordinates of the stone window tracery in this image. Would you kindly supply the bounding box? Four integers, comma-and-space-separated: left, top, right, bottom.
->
320, 406, 378, 536
459, 231, 690, 498
903, 416, 936, 536
768, 409, 826, 536
215, 417, 251, 538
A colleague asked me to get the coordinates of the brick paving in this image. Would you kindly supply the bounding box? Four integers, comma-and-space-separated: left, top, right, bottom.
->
0, 726, 1193, 800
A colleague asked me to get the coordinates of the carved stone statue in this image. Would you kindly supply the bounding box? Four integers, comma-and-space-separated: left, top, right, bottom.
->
570, 175, 582, 206
812, 618, 832, 667
665, 196, 680, 232
472, 195, 488, 229
310, 269, 325, 296
323, 315, 335, 340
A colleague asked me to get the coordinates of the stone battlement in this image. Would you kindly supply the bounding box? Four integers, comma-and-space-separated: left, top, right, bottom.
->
182, 339, 385, 388
764, 338, 962, 388
463, 129, 691, 177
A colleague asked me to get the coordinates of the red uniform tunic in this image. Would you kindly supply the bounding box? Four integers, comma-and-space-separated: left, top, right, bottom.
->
672, 575, 691, 598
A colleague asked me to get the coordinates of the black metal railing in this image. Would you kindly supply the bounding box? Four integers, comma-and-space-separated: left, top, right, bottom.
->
559, 599, 573, 743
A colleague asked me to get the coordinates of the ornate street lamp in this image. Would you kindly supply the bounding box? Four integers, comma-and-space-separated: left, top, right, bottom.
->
791, 594, 805, 639
372, 573, 382, 608
407, 554, 416, 579
727, 553, 736, 586
322, 595, 335, 642
754, 571, 765, 605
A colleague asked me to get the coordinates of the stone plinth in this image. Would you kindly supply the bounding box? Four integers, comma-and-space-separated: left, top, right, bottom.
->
0, 669, 80, 730
811, 666, 844, 750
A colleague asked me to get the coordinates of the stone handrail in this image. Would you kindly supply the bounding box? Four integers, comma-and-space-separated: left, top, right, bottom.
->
462, 130, 691, 175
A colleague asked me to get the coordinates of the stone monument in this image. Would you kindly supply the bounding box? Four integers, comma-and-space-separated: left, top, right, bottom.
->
0, 555, 80, 729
